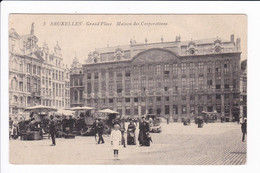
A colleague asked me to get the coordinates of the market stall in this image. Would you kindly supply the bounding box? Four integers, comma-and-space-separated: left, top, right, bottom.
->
97, 109, 120, 134
23, 106, 58, 140
69, 106, 96, 136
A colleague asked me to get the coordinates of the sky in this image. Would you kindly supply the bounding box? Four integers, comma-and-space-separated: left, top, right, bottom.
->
9, 14, 247, 67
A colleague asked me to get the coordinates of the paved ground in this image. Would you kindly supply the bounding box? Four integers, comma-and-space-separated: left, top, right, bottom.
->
9, 122, 246, 165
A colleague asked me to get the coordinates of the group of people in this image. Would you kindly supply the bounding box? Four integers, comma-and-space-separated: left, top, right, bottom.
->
110, 116, 152, 160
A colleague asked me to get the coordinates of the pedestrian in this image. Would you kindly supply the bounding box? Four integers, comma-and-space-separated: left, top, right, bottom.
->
127, 119, 136, 145
198, 118, 203, 128
96, 118, 105, 144
49, 115, 57, 146
138, 116, 151, 146
119, 118, 126, 147
111, 124, 121, 160
241, 118, 247, 142
167, 117, 170, 124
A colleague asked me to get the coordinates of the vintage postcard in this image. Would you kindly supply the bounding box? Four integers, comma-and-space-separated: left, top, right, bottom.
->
8, 14, 247, 165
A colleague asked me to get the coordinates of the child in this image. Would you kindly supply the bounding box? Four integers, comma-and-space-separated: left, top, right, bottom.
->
111, 124, 121, 160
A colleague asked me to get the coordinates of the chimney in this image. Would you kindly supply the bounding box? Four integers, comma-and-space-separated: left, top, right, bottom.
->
236, 38, 241, 51
230, 34, 234, 42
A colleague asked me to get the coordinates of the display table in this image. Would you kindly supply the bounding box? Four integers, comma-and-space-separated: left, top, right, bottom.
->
26, 131, 42, 140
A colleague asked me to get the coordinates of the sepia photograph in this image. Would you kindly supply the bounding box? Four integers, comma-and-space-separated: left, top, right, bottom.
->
8, 14, 247, 165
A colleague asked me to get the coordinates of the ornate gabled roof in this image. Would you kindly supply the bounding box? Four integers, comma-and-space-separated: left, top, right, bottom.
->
241, 59, 247, 71
9, 29, 20, 39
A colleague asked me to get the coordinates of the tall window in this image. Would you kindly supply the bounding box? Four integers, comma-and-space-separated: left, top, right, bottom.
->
27, 64, 31, 73
33, 78, 37, 92
215, 61, 221, 75
148, 78, 153, 89
156, 65, 162, 75
79, 90, 83, 101
198, 62, 204, 74
182, 105, 187, 114
20, 62, 23, 72
125, 80, 131, 95
74, 90, 78, 102
125, 69, 131, 77
87, 72, 92, 79
141, 79, 146, 92
190, 62, 195, 74
116, 68, 122, 78
33, 65, 36, 74
207, 62, 212, 74
207, 78, 212, 89
164, 78, 169, 91
117, 81, 122, 93
94, 81, 99, 93
133, 79, 139, 91
56, 84, 58, 96
37, 66, 41, 75
223, 60, 230, 74
19, 82, 23, 92
148, 65, 153, 75
164, 64, 169, 76
190, 78, 195, 90
53, 84, 55, 97
198, 77, 204, 89
94, 72, 99, 79
172, 63, 177, 75
74, 79, 78, 86
190, 105, 195, 114
87, 82, 92, 94
109, 82, 113, 95
141, 66, 146, 75
233, 60, 238, 72
156, 78, 162, 90
27, 77, 30, 92
224, 78, 230, 89
181, 78, 186, 89
133, 66, 139, 76
181, 63, 186, 74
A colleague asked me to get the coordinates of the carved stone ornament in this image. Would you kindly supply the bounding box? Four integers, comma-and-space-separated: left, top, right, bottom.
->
114, 48, 124, 61
93, 50, 100, 63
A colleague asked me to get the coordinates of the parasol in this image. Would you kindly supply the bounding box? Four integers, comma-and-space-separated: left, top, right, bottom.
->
70, 106, 96, 111
25, 105, 58, 112
57, 109, 75, 116
97, 109, 119, 114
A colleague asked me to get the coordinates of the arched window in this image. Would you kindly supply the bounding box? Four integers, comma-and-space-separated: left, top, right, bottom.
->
20, 61, 23, 72
74, 90, 78, 102
27, 97, 31, 104
14, 95, 18, 102
20, 96, 23, 104
11, 77, 18, 90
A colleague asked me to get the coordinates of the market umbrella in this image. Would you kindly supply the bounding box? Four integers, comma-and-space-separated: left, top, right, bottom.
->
57, 109, 75, 116
25, 105, 58, 112
97, 109, 119, 114
70, 106, 96, 111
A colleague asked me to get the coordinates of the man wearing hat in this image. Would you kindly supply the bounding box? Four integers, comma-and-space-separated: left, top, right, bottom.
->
241, 118, 247, 142
96, 118, 105, 144
49, 115, 57, 146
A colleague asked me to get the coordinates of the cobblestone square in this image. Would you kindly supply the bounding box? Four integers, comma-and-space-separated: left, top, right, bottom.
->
10, 122, 246, 165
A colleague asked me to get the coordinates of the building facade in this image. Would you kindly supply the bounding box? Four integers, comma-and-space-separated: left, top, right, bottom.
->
70, 56, 84, 107
9, 24, 70, 116
73, 35, 241, 121
240, 59, 247, 118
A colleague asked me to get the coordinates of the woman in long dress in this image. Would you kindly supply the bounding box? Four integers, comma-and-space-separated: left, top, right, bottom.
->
127, 119, 136, 145
138, 117, 151, 146
111, 124, 121, 160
